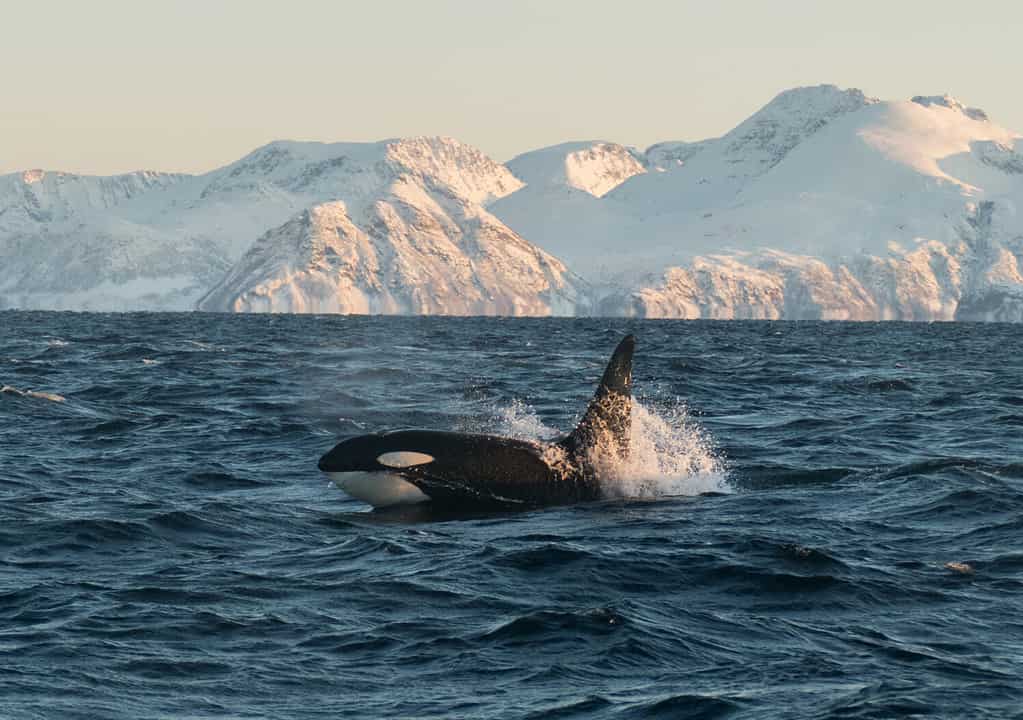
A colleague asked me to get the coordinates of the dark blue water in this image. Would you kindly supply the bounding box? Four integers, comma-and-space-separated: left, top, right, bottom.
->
2, 313, 1022, 719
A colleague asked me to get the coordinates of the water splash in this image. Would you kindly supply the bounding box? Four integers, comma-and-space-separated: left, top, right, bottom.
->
492, 399, 561, 442
485, 398, 729, 499
606, 400, 729, 498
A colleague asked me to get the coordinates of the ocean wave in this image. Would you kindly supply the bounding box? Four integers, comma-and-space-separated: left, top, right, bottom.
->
3, 314, 1022, 718
492, 543, 591, 570
619, 694, 743, 719
480, 607, 626, 643
834, 376, 916, 393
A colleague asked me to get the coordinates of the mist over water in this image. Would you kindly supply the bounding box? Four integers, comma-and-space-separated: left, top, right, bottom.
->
2, 312, 1022, 719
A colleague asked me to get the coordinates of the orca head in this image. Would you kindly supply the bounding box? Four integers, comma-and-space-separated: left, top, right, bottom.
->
318, 432, 437, 508
318, 432, 437, 473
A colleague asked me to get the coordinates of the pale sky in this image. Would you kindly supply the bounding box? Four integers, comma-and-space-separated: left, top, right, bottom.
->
3, 0, 1021, 176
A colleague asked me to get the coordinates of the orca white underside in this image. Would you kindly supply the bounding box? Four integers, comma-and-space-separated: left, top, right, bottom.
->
326, 471, 430, 508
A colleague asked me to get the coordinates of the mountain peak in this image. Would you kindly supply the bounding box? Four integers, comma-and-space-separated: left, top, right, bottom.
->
203, 136, 521, 209
716, 84, 878, 174
911, 94, 989, 121
198, 192, 583, 315
506, 141, 646, 197
766, 84, 877, 108
383, 135, 523, 204
733, 84, 877, 139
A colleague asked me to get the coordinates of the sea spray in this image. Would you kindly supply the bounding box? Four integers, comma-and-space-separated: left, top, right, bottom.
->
481, 397, 729, 499
491, 399, 562, 442
607, 399, 728, 498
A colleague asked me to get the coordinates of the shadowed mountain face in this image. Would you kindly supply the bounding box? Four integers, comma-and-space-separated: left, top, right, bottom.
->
3, 86, 1023, 319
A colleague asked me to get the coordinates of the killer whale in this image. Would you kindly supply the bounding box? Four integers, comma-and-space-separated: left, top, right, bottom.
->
318, 334, 635, 509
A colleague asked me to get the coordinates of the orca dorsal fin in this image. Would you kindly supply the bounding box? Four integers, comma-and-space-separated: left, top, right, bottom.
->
561, 334, 635, 460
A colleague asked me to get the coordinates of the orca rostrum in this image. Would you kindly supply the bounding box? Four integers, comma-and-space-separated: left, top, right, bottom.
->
318, 334, 635, 508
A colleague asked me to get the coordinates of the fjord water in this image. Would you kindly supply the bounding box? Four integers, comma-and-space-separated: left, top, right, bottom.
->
2, 313, 1021, 719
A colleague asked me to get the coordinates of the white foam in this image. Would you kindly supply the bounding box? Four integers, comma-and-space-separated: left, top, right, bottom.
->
493, 399, 562, 442
1, 385, 66, 403
487, 398, 729, 499
603, 401, 729, 498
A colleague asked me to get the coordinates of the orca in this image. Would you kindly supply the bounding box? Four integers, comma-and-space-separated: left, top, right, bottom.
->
318, 334, 635, 508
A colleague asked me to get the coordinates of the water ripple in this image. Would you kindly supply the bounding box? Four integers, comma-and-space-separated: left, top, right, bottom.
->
1, 313, 1021, 718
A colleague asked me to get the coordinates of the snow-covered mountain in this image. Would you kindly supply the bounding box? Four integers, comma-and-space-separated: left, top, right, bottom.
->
197, 193, 583, 316
611, 218, 1023, 322
0, 137, 527, 310
505, 141, 646, 198
0, 169, 201, 309
490, 142, 649, 275
192, 138, 586, 316
0, 169, 185, 230
491, 85, 1023, 320
609, 86, 879, 213
4, 84, 1023, 320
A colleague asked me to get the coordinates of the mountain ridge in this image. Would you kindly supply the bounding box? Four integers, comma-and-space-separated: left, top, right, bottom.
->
3, 85, 1023, 320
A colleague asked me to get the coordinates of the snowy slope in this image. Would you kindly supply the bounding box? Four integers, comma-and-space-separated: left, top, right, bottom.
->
643, 140, 711, 171
0, 138, 525, 310
6, 85, 1023, 320
0, 169, 185, 231
141, 136, 524, 262
610, 247, 960, 321
597, 198, 1023, 321
0, 169, 200, 310
191, 138, 566, 315
490, 85, 1023, 320
609, 85, 879, 214
490, 86, 884, 277
505, 141, 646, 198
608, 207, 1023, 322
491, 142, 649, 277
197, 193, 583, 316
601, 90, 1023, 320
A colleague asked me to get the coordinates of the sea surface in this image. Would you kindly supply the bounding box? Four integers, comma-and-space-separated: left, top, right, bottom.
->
1, 312, 1022, 719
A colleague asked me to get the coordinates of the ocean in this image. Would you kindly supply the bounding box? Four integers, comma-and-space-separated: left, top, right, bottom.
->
1, 312, 1021, 718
